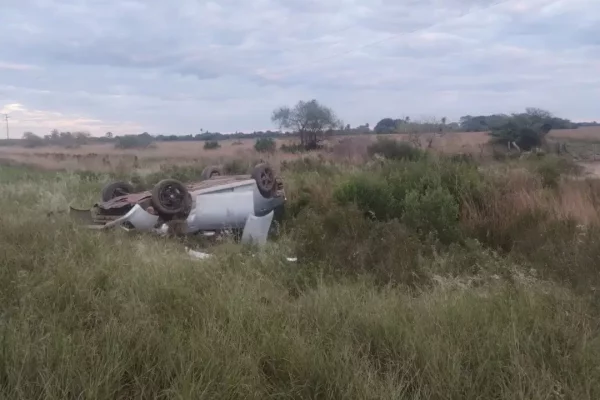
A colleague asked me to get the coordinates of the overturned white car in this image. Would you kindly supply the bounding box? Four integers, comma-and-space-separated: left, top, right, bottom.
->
69, 163, 286, 236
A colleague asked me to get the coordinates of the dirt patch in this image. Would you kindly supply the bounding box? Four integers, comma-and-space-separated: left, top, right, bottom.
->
578, 162, 600, 178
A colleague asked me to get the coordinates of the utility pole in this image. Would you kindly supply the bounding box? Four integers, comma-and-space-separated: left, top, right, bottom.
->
2, 114, 8, 140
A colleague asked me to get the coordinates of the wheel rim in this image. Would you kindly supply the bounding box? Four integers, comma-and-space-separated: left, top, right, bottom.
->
158, 184, 185, 211
259, 170, 274, 190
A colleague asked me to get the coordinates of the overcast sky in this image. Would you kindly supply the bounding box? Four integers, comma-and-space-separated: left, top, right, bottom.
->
0, 0, 598, 136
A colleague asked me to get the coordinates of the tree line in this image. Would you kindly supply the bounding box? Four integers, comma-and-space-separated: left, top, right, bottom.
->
10, 99, 600, 150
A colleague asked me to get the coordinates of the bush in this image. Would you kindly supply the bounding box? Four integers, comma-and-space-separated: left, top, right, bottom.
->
204, 140, 221, 150
254, 137, 276, 153
114, 135, 154, 149
367, 138, 426, 161
533, 155, 583, 188
402, 186, 460, 243
333, 174, 398, 220
334, 158, 482, 244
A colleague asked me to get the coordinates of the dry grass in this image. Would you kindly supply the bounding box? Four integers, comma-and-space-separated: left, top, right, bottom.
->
462, 166, 600, 230
1, 127, 599, 173
549, 126, 600, 141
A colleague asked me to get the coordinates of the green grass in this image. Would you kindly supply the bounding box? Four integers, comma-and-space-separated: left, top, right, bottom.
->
1, 150, 600, 399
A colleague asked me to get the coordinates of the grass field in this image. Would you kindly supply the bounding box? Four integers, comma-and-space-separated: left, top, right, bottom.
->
1, 138, 600, 399
1, 127, 599, 173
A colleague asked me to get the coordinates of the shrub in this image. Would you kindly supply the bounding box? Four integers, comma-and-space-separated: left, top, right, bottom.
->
22, 132, 46, 148
334, 158, 484, 244
203, 140, 221, 150
333, 173, 398, 220
402, 186, 460, 243
114, 135, 154, 149
254, 137, 276, 153
533, 155, 583, 188
367, 138, 426, 161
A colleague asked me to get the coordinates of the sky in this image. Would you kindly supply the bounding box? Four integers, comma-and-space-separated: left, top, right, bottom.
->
0, 0, 598, 137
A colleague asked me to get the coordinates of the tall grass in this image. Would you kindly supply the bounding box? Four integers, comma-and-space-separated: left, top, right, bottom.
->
1, 145, 600, 399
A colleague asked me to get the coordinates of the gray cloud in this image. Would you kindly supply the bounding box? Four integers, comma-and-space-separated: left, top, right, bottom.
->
0, 0, 599, 136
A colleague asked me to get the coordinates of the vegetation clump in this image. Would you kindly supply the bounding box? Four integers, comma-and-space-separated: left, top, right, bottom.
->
115, 133, 154, 149
254, 137, 276, 153
203, 140, 221, 150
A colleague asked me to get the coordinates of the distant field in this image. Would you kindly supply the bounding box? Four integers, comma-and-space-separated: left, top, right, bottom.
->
0, 127, 599, 172
549, 126, 600, 141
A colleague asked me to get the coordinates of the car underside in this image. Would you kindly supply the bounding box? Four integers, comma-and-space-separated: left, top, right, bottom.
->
69, 163, 286, 234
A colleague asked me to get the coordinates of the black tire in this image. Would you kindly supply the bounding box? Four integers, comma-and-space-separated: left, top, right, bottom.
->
273, 203, 285, 223
251, 163, 276, 198
201, 165, 222, 180
151, 179, 192, 216
101, 181, 134, 202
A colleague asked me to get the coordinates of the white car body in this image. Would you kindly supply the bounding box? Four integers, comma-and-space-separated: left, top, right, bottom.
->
75, 177, 286, 235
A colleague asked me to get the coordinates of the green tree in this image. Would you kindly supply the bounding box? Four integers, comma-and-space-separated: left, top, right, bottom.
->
374, 118, 397, 134
490, 108, 554, 151
22, 131, 44, 148
73, 131, 91, 145
271, 99, 340, 150
22, 131, 39, 140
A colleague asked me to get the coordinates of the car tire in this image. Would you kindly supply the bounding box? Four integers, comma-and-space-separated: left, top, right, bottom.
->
251, 163, 276, 198
101, 181, 134, 202
151, 179, 193, 216
201, 165, 222, 180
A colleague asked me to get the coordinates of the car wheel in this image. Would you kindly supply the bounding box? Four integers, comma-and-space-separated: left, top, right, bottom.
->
151, 179, 193, 216
251, 163, 276, 198
201, 165, 222, 180
101, 181, 134, 202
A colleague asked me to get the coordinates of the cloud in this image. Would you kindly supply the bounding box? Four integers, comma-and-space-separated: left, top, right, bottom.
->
0, 62, 39, 71
0, 0, 598, 136
0, 103, 142, 137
